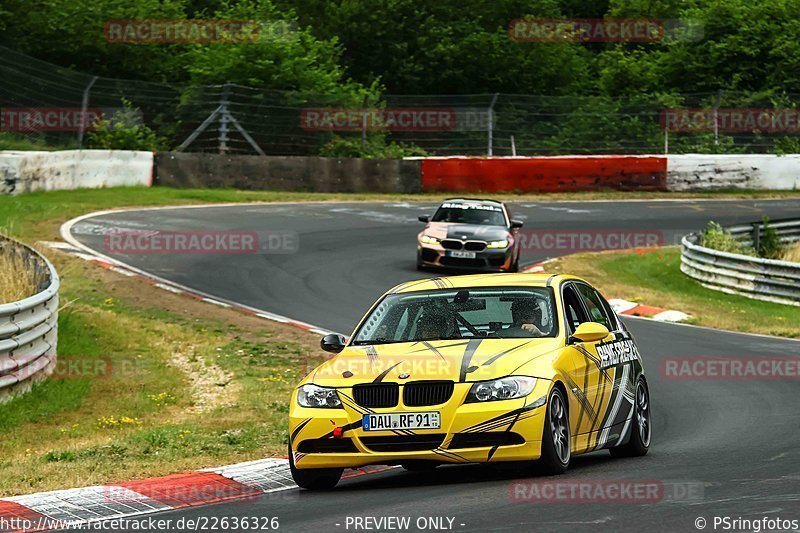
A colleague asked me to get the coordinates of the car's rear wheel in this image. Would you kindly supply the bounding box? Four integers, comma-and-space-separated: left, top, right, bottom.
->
610, 377, 651, 458
537, 387, 570, 474
288, 445, 343, 490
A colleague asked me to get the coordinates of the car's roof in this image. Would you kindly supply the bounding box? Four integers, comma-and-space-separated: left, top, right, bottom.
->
440, 198, 505, 207
389, 273, 585, 294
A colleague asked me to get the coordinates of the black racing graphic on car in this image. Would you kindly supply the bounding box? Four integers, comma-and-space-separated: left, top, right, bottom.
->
594, 364, 635, 451
457, 401, 542, 435
596, 337, 641, 370
459, 339, 483, 381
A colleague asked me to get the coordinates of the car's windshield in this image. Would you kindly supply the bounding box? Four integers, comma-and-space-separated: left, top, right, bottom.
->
431, 202, 506, 226
351, 287, 557, 345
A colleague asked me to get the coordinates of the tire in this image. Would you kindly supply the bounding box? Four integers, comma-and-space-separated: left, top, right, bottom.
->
610, 378, 651, 458
288, 445, 343, 490
537, 386, 570, 475
401, 461, 439, 472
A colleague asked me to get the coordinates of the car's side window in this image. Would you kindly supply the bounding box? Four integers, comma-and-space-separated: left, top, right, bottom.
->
597, 290, 621, 331
576, 284, 614, 331
562, 285, 589, 333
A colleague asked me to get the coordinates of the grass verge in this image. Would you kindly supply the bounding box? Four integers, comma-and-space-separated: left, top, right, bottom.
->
547, 246, 800, 338
0, 246, 36, 303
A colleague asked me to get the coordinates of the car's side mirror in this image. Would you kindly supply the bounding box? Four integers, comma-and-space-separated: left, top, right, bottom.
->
568, 322, 610, 344
510, 219, 524, 229
418, 215, 430, 223
320, 333, 346, 353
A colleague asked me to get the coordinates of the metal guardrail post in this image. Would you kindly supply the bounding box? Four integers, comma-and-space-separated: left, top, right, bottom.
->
681, 219, 800, 306
0, 236, 59, 403
751, 222, 761, 254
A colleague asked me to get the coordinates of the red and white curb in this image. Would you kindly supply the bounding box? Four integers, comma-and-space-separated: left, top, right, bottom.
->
522, 261, 690, 323
0, 459, 394, 532
606, 299, 690, 322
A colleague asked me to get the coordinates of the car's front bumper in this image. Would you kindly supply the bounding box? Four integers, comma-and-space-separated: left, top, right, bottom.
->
289, 380, 550, 470
417, 244, 516, 272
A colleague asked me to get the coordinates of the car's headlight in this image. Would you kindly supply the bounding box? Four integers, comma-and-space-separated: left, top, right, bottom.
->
465, 376, 537, 403
297, 384, 342, 408
487, 239, 510, 248
419, 234, 440, 245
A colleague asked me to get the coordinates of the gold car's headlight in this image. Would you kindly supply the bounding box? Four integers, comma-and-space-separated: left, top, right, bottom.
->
487, 239, 510, 249
419, 234, 440, 245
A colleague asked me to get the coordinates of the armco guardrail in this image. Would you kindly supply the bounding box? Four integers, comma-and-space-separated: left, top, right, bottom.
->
0, 236, 59, 403
681, 219, 800, 306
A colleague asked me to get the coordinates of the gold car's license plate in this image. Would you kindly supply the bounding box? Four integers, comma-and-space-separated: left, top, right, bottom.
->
362, 412, 441, 431
449, 250, 476, 259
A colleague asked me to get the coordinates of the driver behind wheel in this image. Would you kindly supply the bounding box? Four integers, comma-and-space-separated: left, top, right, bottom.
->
504, 299, 547, 337
415, 309, 456, 340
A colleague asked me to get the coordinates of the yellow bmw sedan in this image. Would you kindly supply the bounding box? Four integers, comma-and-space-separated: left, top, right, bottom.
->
288, 273, 651, 489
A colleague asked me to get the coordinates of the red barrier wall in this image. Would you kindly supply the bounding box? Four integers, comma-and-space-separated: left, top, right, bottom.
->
420, 156, 667, 193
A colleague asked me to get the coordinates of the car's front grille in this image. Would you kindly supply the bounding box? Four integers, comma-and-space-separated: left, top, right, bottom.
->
449, 432, 525, 449
441, 239, 463, 250
353, 383, 399, 408
403, 381, 454, 407
360, 434, 446, 452
297, 438, 358, 453
464, 241, 487, 251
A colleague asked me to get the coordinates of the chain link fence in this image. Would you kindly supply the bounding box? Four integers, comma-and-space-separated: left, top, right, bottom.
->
2, 45, 800, 156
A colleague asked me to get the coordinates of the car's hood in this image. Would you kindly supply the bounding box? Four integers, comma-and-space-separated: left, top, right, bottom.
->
423, 222, 510, 242
307, 338, 562, 386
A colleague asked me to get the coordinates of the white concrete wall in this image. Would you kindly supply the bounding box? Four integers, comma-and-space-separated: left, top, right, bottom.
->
667, 154, 800, 191
0, 150, 153, 195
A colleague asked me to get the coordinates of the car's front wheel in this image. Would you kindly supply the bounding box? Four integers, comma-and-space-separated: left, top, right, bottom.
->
289, 446, 343, 490
537, 386, 570, 474
610, 377, 651, 457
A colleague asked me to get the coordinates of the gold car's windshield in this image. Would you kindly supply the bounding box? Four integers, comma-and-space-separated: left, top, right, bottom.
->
431, 202, 507, 226
351, 287, 558, 345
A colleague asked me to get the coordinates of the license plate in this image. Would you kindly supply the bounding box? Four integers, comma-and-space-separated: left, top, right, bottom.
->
449, 250, 476, 259
362, 412, 441, 431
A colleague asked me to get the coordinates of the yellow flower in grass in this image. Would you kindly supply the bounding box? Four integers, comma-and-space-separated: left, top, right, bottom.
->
97, 416, 141, 429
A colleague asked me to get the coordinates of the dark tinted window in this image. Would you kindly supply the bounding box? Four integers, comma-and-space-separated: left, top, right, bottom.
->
431, 202, 506, 226
352, 287, 557, 344
576, 284, 614, 330
562, 285, 589, 333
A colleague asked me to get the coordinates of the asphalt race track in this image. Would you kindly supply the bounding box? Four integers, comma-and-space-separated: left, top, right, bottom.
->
66, 199, 800, 532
